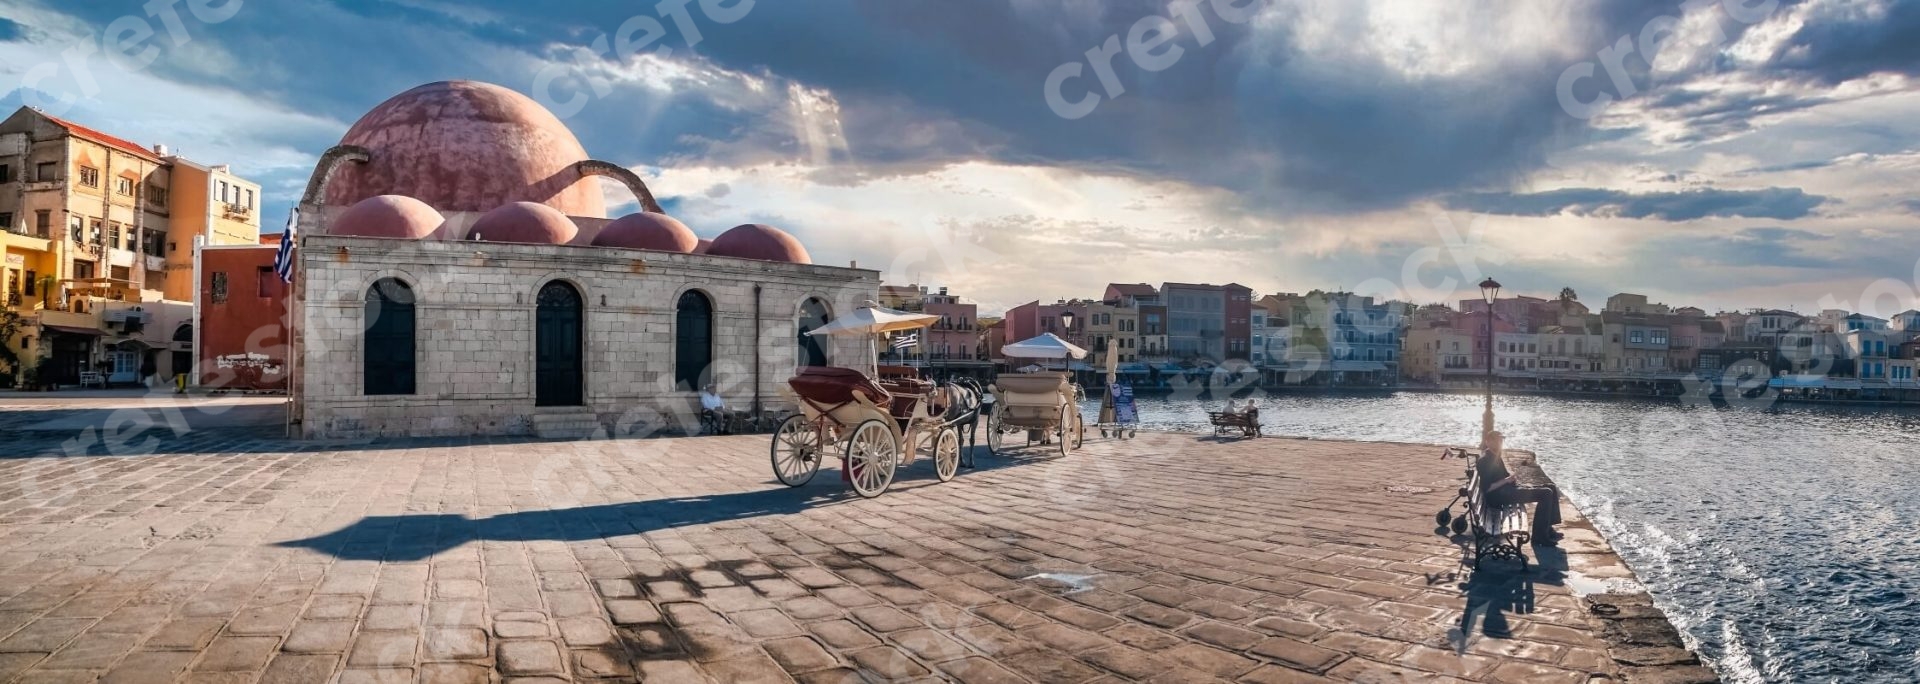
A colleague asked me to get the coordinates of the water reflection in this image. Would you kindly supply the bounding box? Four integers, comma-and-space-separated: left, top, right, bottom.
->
1082, 392, 1920, 682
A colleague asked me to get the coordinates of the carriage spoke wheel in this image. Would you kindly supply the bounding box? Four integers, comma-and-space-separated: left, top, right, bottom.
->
1056, 405, 1075, 457
844, 419, 898, 498
1069, 412, 1085, 450
984, 407, 1005, 456
770, 415, 822, 487
933, 428, 960, 482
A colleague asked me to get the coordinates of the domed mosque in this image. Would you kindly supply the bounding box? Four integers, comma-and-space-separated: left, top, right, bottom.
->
288, 80, 875, 439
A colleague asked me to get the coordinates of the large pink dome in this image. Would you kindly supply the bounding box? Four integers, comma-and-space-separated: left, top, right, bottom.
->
591, 212, 697, 252
706, 224, 811, 263
468, 202, 578, 245
330, 195, 442, 239
324, 81, 606, 218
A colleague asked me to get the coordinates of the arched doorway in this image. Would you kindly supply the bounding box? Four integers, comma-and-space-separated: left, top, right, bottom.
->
170, 323, 193, 383
535, 281, 584, 406
363, 279, 415, 395
675, 290, 713, 390
797, 297, 830, 368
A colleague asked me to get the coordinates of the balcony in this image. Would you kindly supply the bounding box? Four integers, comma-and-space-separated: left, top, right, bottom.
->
39, 306, 101, 331
222, 203, 253, 220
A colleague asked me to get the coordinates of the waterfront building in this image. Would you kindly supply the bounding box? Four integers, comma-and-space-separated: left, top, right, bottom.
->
979, 317, 1006, 362
1461, 294, 1551, 333
1105, 283, 1167, 363
1892, 309, 1920, 334
1004, 299, 1089, 355
1696, 342, 1780, 378
1, 106, 258, 387
1082, 298, 1138, 366
1495, 331, 1538, 375
1603, 293, 1671, 315
1266, 291, 1399, 385
1602, 311, 1676, 375
197, 245, 288, 390
1162, 282, 1228, 363
290, 81, 874, 438
1744, 309, 1804, 342
1401, 325, 1472, 383
1536, 324, 1605, 376
874, 284, 989, 377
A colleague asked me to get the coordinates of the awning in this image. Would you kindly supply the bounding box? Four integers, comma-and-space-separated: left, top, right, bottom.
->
43, 324, 102, 337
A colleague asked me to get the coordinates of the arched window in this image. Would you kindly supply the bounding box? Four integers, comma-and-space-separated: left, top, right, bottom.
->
364, 278, 415, 395
675, 290, 713, 390
797, 297, 831, 368
535, 281, 584, 406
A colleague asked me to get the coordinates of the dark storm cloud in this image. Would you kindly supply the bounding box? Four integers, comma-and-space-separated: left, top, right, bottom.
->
1647, 227, 1835, 269
0, 16, 27, 42
13, 0, 1746, 214
1768, 0, 1920, 83
1445, 187, 1829, 221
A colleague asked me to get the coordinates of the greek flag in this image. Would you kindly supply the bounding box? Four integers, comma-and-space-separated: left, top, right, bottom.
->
892, 333, 918, 350
273, 207, 298, 283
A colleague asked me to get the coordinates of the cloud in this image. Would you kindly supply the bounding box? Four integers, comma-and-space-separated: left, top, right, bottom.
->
1766, 0, 1920, 84
1443, 187, 1831, 221
0, 16, 27, 42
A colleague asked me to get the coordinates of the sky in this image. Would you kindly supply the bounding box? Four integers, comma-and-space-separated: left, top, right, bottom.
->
3, 0, 1918, 316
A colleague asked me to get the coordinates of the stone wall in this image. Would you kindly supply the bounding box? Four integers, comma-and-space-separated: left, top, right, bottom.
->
294, 234, 877, 439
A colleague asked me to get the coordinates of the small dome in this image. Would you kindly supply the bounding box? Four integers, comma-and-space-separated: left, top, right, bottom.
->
591, 212, 698, 252
468, 201, 578, 245
706, 223, 810, 264
330, 195, 443, 239
693, 238, 712, 254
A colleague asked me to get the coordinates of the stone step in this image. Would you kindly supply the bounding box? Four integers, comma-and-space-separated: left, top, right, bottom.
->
531, 411, 601, 440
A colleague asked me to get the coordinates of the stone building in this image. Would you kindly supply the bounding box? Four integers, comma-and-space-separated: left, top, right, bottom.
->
290, 81, 875, 439
1, 107, 259, 387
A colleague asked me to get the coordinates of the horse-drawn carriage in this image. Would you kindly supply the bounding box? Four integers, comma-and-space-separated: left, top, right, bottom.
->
983, 333, 1089, 457
985, 371, 1084, 456
768, 304, 979, 498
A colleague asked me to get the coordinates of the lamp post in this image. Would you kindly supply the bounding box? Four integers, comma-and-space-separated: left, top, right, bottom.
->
1479, 277, 1501, 444
1059, 310, 1077, 380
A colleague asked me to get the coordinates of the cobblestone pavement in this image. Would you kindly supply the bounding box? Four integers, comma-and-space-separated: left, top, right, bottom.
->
0, 430, 1629, 683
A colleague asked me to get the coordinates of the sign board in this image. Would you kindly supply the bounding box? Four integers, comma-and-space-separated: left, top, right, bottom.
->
1112, 383, 1137, 424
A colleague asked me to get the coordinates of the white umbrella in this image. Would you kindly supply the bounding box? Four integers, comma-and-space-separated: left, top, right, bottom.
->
805, 302, 938, 367
1002, 333, 1088, 359
806, 302, 939, 336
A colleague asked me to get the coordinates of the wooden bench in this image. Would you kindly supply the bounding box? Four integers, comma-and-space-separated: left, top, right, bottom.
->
1208, 410, 1260, 438
1463, 459, 1532, 571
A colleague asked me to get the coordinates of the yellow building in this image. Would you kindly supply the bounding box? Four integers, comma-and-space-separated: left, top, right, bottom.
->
1, 107, 261, 388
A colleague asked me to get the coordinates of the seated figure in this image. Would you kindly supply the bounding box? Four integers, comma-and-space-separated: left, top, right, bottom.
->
700, 384, 735, 435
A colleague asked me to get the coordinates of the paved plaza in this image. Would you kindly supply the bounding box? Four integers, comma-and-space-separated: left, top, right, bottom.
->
0, 416, 1654, 683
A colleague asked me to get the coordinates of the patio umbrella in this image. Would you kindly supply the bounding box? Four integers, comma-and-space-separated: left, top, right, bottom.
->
806, 302, 938, 365
1001, 333, 1089, 360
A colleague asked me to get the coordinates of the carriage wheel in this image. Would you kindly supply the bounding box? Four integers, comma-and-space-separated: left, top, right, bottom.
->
770, 415, 823, 487
933, 428, 960, 482
1056, 405, 1074, 457
845, 419, 899, 498
984, 406, 1005, 456
1069, 412, 1085, 450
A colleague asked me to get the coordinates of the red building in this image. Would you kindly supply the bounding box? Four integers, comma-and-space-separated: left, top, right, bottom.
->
1004, 300, 1088, 349
1224, 283, 1252, 361
197, 245, 289, 390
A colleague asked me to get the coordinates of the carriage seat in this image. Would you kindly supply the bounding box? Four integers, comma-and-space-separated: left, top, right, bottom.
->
878, 376, 934, 419
789, 366, 891, 407
994, 372, 1070, 396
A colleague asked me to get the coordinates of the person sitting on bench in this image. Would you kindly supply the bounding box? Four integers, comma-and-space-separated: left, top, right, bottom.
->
700, 384, 735, 435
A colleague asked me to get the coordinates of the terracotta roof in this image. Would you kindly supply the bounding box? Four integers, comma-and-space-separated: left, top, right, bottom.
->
37, 110, 164, 163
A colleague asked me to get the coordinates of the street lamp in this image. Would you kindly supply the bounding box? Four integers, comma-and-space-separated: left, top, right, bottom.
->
1479, 277, 1501, 444
1059, 311, 1077, 380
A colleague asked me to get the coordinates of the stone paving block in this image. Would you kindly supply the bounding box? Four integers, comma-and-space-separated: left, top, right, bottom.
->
259, 653, 338, 684
422, 628, 488, 661
416, 662, 491, 684
195, 635, 280, 672
496, 640, 564, 675
144, 617, 227, 651
347, 631, 419, 668
845, 645, 931, 679
283, 620, 356, 654
38, 631, 139, 670
334, 667, 414, 684
763, 635, 840, 673
98, 650, 196, 684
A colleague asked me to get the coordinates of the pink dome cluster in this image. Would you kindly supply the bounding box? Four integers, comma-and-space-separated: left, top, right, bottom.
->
468, 202, 578, 245
331, 195, 443, 239
591, 212, 698, 252
705, 224, 810, 264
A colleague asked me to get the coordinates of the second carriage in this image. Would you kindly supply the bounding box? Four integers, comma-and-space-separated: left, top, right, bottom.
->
983, 332, 1089, 457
